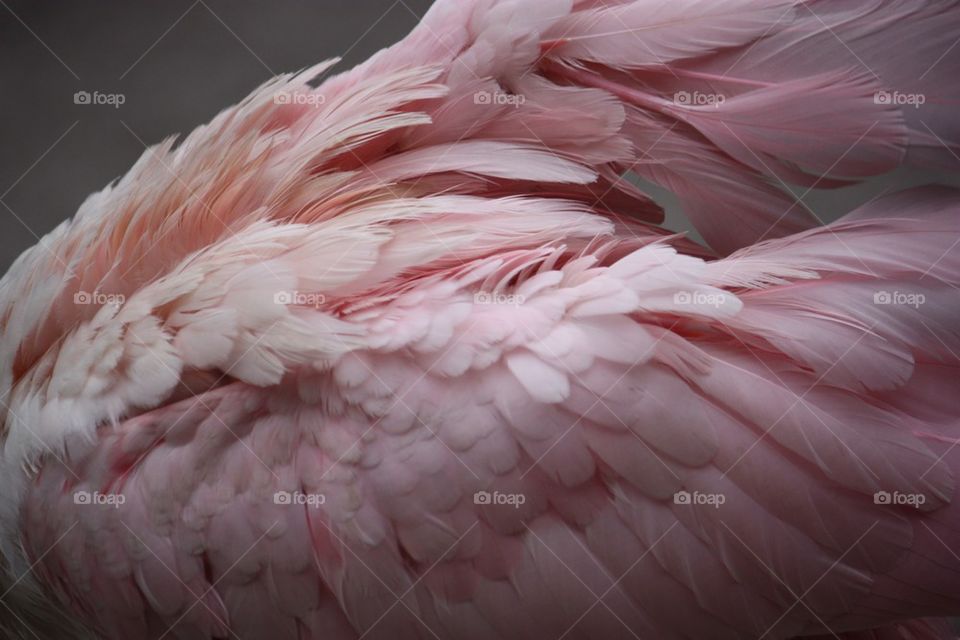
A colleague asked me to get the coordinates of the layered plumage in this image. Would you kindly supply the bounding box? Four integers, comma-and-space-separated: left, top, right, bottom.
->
1, 1, 959, 639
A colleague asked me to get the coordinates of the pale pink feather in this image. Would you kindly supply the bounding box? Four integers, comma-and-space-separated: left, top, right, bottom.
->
0, 1, 959, 640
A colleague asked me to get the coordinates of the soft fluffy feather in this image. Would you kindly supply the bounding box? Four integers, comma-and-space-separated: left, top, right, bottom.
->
1, 1, 959, 639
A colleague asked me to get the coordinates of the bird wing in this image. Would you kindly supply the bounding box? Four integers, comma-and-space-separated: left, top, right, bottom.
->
338, 0, 960, 253
3, 1, 960, 639
22, 189, 960, 639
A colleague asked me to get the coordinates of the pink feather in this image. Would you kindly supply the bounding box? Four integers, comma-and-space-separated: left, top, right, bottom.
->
1, 1, 959, 639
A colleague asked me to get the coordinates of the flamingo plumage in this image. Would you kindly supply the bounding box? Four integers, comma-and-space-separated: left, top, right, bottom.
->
2, 1, 960, 638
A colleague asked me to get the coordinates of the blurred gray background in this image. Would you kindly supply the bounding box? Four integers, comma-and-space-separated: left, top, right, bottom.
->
0, 0, 957, 272
0, 0, 434, 270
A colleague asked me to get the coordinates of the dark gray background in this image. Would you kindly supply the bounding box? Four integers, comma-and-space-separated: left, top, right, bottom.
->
0, 0, 434, 270
0, 0, 956, 272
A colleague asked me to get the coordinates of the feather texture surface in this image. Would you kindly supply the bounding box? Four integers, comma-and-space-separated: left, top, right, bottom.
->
0, 1, 959, 639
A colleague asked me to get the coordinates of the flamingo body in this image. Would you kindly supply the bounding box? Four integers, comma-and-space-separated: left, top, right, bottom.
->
2, 1, 960, 638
